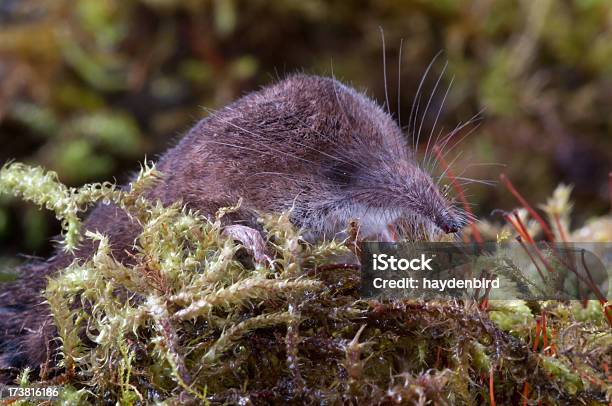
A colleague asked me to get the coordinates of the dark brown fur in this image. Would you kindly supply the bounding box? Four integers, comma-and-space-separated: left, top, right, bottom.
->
0, 74, 462, 383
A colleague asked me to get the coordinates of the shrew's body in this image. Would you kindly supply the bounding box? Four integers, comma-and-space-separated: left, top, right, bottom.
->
0, 74, 462, 382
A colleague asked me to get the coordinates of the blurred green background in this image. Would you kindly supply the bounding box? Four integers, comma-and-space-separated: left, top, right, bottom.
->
1, 0, 611, 262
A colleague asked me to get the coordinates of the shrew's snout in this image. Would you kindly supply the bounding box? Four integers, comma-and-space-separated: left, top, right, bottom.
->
435, 215, 462, 234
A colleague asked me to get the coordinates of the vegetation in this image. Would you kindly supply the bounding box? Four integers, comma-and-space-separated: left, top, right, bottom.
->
2, 0, 612, 259
1, 1, 611, 404
1, 162, 610, 404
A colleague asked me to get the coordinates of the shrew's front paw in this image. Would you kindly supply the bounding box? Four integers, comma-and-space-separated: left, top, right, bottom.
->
222, 224, 273, 266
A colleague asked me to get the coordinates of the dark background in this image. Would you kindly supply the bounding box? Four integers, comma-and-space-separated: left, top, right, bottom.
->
1, 0, 611, 264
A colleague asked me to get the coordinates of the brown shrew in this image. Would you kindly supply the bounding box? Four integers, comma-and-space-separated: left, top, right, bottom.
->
0, 74, 464, 382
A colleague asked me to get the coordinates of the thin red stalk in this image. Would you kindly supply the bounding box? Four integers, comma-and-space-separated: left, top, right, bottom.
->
387, 224, 398, 242
478, 269, 492, 310
434, 145, 483, 245
541, 242, 610, 327
512, 212, 564, 278
503, 214, 530, 243
516, 237, 547, 284
532, 319, 541, 352
583, 250, 612, 326
526, 239, 556, 274
579, 249, 608, 306
544, 243, 609, 320
499, 174, 555, 241
541, 241, 601, 298
531, 244, 555, 274
521, 382, 530, 406
512, 212, 535, 244
551, 214, 582, 299
541, 311, 548, 355
489, 367, 496, 406
505, 213, 555, 275
604, 303, 612, 329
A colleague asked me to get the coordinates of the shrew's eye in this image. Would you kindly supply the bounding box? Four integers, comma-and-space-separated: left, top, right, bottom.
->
325, 162, 354, 186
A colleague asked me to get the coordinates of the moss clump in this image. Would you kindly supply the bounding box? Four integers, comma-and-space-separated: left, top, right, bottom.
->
0, 162, 118, 250
0, 163, 610, 405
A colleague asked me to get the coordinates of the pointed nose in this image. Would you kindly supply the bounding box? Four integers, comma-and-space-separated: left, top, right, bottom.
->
437, 217, 461, 234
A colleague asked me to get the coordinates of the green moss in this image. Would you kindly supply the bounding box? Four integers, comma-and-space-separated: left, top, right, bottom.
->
488, 300, 535, 334
0, 162, 118, 250
0, 162, 610, 404
541, 356, 583, 395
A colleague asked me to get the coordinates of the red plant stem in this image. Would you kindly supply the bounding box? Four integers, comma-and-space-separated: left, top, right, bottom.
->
516, 237, 547, 284
527, 240, 555, 274
387, 224, 398, 242
521, 382, 530, 406
499, 174, 555, 241
556, 246, 612, 327
529, 244, 555, 274
512, 212, 536, 244
579, 249, 608, 305
504, 214, 530, 243
489, 367, 496, 406
478, 269, 493, 310
511, 212, 563, 279
505, 212, 555, 276
543, 241, 605, 301
479, 297, 489, 311
544, 244, 612, 327
603, 302, 612, 329
532, 319, 541, 352
541, 311, 548, 355
434, 145, 483, 245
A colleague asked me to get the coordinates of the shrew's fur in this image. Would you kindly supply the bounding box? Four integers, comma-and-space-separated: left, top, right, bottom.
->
0, 74, 462, 382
